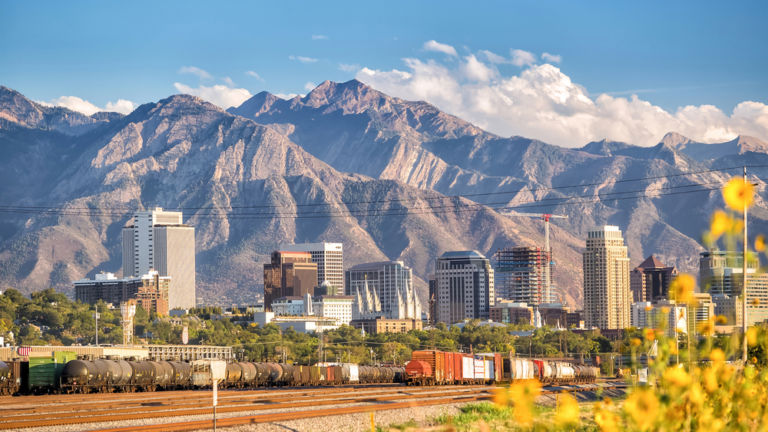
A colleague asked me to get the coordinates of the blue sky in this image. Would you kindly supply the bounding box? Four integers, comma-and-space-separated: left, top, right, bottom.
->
2, 1, 767, 146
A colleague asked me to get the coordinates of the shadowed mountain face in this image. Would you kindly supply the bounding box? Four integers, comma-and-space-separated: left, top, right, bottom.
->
1, 81, 766, 307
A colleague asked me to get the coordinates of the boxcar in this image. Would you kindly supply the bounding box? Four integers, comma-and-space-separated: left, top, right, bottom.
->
26, 351, 77, 393
0, 360, 21, 395
411, 351, 445, 384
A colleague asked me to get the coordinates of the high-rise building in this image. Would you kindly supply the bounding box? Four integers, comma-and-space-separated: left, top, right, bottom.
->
263, 251, 318, 311
630, 255, 677, 303
281, 243, 343, 294
631, 300, 687, 337
345, 261, 421, 320
435, 251, 495, 324
700, 250, 768, 326
583, 226, 631, 329
494, 247, 551, 304
122, 208, 195, 309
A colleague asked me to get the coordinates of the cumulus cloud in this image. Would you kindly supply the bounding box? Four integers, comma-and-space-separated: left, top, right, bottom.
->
541, 52, 562, 64
173, 82, 252, 109
511, 49, 536, 67
43, 96, 137, 115
289, 55, 318, 63
311, 34, 328, 40
423, 40, 458, 57
178, 66, 213, 80
480, 50, 508, 64
355, 51, 768, 147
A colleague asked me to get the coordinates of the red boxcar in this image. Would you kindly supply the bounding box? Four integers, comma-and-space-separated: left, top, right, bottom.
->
494, 353, 503, 382
411, 350, 445, 384
405, 360, 433, 385
443, 352, 454, 384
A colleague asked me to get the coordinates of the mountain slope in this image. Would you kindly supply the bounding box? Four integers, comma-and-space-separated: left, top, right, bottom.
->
0, 88, 586, 306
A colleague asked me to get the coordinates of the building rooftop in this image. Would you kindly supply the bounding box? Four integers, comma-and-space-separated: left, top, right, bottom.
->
439, 250, 486, 259
348, 261, 407, 270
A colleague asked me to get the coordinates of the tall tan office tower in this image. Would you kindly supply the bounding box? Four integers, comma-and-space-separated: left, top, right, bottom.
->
583, 226, 631, 329
122, 208, 196, 310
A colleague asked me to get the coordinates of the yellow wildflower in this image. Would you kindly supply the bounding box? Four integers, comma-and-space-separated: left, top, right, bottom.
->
710, 348, 725, 363
594, 403, 620, 432
698, 319, 715, 336
723, 177, 754, 212
623, 389, 659, 431
709, 210, 732, 238
555, 393, 580, 426
492, 386, 508, 407
508, 380, 541, 427
663, 366, 692, 387
670, 274, 695, 304
715, 314, 728, 324
752, 298, 760, 307
643, 328, 655, 341
747, 327, 758, 346
630, 337, 642, 347
756, 234, 766, 252
687, 382, 705, 407
703, 367, 718, 392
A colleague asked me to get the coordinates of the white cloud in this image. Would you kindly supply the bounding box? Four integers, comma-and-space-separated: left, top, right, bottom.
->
43, 96, 136, 115
541, 52, 562, 64
289, 55, 318, 63
423, 40, 458, 57
311, 34, 328, 40
480, 50, 508, 64
178, 66, 213, 80
304, 82, 317, 91
339, 63, 360, 73
245, 70, 264, 81
173, 82, 252, 109
275, 93, 300, 100
356, 53, 768, 147
223, 77, 235, 87
511, 49, 537, 67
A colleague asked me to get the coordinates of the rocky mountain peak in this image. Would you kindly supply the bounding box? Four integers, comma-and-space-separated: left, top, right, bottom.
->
660, 131, 693, 148
730, 135, 768, 153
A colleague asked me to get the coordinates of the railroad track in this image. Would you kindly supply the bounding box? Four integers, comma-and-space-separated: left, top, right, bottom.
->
1, 382, 626, 431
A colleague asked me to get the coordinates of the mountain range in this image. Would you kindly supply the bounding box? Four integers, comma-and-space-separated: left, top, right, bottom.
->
0, 80, 766, 307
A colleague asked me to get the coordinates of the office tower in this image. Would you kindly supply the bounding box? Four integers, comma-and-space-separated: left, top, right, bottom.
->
281, 242, 343, 294
122, 207, 195, 309
345, 261, 421, 319
700, 250, 767, 326
583, 226, 631, 329
435, 251, 495, 324
630, 255, 678, 303
74, 270, 170, 315
263, 251, 318, 311
494, 246, 550, 304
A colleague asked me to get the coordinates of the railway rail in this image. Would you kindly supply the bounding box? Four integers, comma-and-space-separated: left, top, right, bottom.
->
0, 381, 627, 431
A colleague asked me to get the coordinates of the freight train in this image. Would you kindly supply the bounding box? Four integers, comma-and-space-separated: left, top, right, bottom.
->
404, 351, 599, 385
0, 349, 597, 395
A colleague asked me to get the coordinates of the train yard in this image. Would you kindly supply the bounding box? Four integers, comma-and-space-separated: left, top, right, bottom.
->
0, 381, 627, 432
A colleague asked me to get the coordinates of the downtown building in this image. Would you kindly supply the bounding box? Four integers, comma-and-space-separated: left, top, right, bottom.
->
630, 255, 677, 303
583, 226, 631, 330
345, 261, 421, 320
493, 246, 552, 305
263, 251, 318, 311
122, 208, 196, 309
281, 242, 343, 295
700, 250, 768, 326
434, 251, 495, 324
74, 270, 171, 315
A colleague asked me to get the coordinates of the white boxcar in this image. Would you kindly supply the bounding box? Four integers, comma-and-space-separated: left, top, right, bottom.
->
462, 356, 475, 380
483, 359, 493, 380
474, 357, 485, 380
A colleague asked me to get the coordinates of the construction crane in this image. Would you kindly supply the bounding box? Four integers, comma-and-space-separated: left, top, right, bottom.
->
501, 212, 568, 304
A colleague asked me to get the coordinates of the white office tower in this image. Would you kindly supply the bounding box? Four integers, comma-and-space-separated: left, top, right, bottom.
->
282, 242, 344, 294
583, 226, 631, 329
435, 251, 495, 324
122, 207, 196, 309
346, 261, 421, 319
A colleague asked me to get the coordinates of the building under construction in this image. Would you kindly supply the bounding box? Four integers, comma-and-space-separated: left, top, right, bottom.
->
494, 246, 551, 305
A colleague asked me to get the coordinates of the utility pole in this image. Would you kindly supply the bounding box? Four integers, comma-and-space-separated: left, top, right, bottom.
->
93, 311, 100, 346
743, 166, 749, 364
